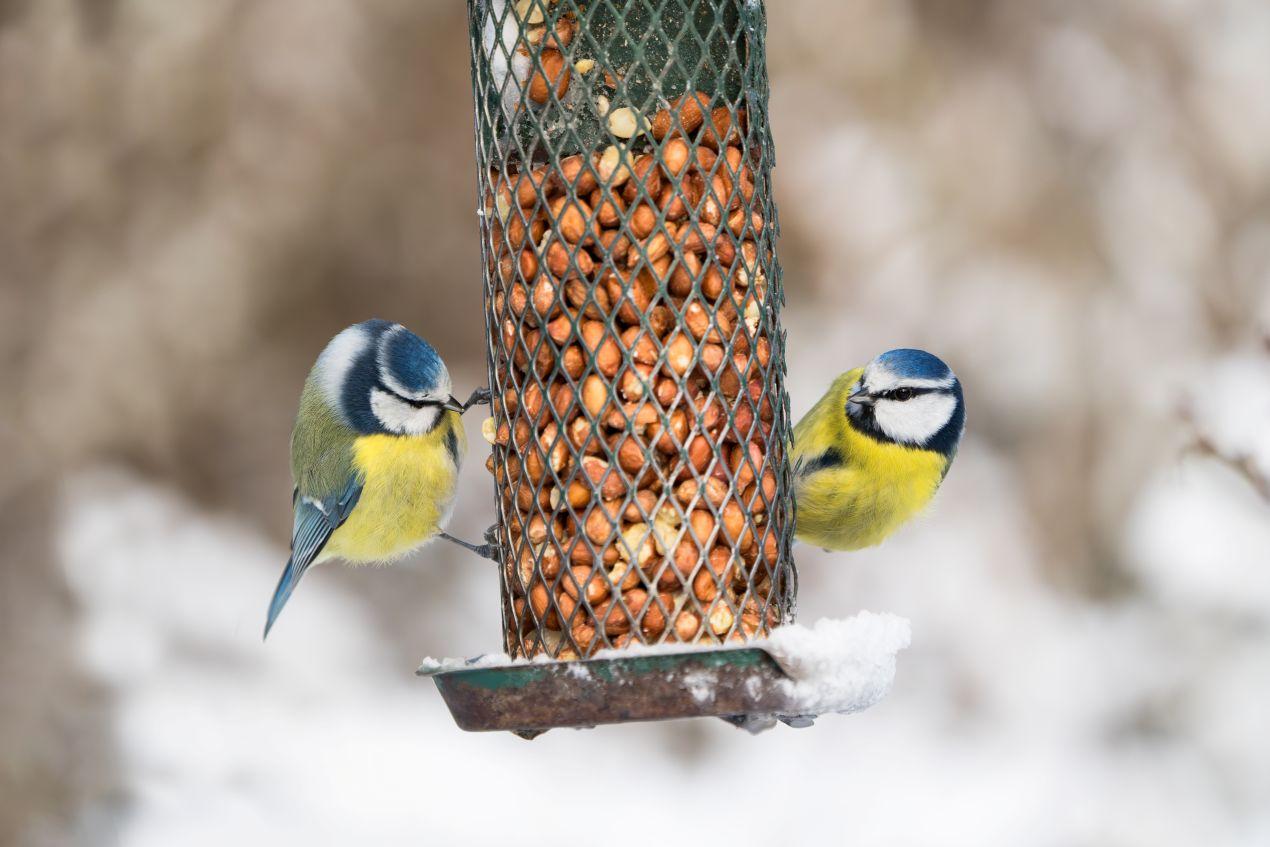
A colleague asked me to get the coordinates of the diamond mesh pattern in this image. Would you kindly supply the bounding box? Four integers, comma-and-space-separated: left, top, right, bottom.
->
467, 0, 796, 659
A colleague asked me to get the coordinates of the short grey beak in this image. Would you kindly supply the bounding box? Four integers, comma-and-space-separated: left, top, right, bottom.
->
442, 395, 465, 413
847, 388, 875, 407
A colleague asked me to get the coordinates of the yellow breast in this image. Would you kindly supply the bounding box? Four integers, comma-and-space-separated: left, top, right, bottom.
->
325, 413, 466, 563
794, 425, 947, 551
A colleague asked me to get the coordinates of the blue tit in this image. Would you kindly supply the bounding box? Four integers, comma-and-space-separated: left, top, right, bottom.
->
792, 348, 965, 551
264, 319, 490, 638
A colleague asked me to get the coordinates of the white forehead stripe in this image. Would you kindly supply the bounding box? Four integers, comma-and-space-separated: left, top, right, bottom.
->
376, 325, 413, 399
316, 324, 372, 414
863, 362, 956, 393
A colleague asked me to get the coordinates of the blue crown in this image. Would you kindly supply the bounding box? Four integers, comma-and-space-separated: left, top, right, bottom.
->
377, 323, 446, 395
874, 348, 953, 381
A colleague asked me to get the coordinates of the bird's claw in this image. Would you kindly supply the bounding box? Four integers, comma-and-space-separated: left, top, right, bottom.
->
439, 528, 504, 563
472, 523, 505, 562
460, 387, 492, 413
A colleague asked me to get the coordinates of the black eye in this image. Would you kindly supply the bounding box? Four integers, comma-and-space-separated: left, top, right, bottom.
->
892, 388, 915, 401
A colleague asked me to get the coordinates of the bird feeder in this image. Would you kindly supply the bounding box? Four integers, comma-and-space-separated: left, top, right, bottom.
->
424, 0, 805, 736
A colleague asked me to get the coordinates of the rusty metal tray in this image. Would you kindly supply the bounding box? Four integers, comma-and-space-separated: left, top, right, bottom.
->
419, 646, 814, 738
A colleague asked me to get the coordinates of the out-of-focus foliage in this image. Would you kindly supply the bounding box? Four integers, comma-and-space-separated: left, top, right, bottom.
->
1, 1, 1267, 845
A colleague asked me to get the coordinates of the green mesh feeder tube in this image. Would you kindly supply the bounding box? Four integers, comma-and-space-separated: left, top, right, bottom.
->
425, 0, 802, 735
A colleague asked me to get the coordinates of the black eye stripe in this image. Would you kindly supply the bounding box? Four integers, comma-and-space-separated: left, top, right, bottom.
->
376, 382, 437, 408
879, 387, 939, 400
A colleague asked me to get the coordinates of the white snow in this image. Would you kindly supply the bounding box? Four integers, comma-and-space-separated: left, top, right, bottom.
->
416, 652, 518, 675
762, 613, 912, 716
683, 669, 719, 703
55, 461, 1270, 847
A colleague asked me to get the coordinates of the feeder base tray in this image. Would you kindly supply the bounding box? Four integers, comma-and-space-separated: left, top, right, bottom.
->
420, 646, 813, 737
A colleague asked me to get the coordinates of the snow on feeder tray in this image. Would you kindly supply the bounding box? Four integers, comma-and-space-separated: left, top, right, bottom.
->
422, 0, 908, 737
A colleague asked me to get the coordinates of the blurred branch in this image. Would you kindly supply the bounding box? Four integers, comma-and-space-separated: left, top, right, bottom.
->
1190, 436, 1270, 502
1181, 398, 1270, 502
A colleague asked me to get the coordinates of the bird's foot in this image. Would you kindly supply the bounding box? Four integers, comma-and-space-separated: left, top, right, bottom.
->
440, 530, 502, 562
459, 387, 492, 413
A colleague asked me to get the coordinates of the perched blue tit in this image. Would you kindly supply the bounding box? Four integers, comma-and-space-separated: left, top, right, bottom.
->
265, 319, 488, 638
792, 349, 965, 551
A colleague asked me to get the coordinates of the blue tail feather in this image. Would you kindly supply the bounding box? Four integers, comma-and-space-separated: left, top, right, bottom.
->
264, 554, 306, 639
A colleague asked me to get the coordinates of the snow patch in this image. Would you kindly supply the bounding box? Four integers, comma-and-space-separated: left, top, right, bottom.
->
683, 669, 718, 703
416, 653, 519, 675
762, 613, 912, 715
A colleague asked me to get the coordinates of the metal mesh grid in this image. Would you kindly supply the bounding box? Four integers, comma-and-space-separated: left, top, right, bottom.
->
467, 0, 796, 660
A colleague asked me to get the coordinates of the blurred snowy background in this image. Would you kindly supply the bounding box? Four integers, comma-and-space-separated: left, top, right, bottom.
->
2, 0, 1269, 845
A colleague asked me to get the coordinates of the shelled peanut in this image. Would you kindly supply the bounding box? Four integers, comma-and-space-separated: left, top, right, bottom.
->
483, 92, 785, 660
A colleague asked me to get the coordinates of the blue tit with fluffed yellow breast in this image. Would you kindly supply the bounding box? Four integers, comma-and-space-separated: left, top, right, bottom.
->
792, 348, 965, 551
264, 319, 490, 638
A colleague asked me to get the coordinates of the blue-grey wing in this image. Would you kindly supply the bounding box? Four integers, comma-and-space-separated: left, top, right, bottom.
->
264, 475, 362, 637
290, 478, 362, 572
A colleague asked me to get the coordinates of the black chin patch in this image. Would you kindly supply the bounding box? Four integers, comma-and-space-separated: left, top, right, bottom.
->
845, 400, 896, 446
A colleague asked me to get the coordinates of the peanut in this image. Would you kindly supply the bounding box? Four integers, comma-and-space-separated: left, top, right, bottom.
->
675, 476, 728, 508
660, 138, 691, 176
629, 203, 657, 239
597, 144, 632, 187
579, 455, 626, 500
545, 237, 594, 279
550, 196, 595, 245
591, 186, 625, 228
673, 610, 701, 641
620, 327, 658, 366
664, 332, 695, 375
622, 154, 662, 204
607, 107, 645, 139
650, 90, 711, 140
528, 49, 570, 104
708, 604, 734, 636
623, 489, 659, 522
580, 320, 621, 377
613, 430, 647, 473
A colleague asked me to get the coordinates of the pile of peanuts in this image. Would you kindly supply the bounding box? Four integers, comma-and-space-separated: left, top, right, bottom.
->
483, 88, 785, 660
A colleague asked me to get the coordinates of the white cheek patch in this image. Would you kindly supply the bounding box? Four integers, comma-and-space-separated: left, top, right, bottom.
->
873, 392, 957, 446
370, 389, 440, 436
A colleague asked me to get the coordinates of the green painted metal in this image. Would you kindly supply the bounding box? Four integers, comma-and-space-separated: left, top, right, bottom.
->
467, 0, 796, 663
